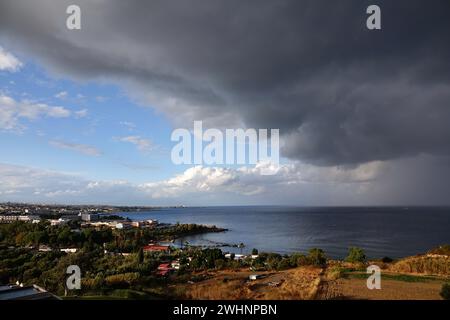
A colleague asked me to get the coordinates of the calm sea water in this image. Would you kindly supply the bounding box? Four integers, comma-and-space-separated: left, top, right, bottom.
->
119, 206, 450, 259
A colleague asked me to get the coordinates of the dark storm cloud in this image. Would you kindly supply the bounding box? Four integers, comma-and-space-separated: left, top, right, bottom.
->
1, 0, 450, 165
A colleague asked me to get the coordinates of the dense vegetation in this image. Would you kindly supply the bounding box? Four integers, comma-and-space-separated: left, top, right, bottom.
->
0, 221, 332, 298
429, 245, 450, 256
0, 220, 223, 252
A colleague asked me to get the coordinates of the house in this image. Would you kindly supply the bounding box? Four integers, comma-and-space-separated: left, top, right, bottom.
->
146, 219, 158, 225
61, 215, 81, 221
38, 245, 52, 252
156, 263, 173, 276
115, 222, 132, 229
0, 215, 40, 224
143, 244, 170, 253
60, 248, 78, 253
225, 253, 246, 260
157, 263, 171, 270
83, 221, 115, 229
79, 213, 99, 222
0, 284, 60, 300
31, 217, 42, 224
131, 221, 142, 228
49, 218, 69, 226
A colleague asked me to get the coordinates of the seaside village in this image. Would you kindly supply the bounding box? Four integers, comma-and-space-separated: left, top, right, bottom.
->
0, 206, 257, 280
1, 204, 449, 300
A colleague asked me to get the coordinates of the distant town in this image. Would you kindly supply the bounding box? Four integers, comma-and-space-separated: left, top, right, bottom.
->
0, 202, 158, 228
0, 202, 185, 216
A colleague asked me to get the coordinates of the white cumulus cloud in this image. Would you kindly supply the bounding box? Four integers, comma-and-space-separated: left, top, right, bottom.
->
49, 140, 102, 157
117, 135, 153, 153
54, 91, 68, 99
0, 46, 22, 72
0, 94, 71, 132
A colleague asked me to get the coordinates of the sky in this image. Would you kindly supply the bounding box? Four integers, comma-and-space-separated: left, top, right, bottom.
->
1, 0, 450, 206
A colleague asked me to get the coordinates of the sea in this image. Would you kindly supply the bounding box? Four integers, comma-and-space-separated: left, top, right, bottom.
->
118, 206, 450, 259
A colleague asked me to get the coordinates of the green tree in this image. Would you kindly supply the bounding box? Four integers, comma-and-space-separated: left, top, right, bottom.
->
346, 247, 366, 263
308, 248, 327, 266
441, 283, 450, 300
136, 247, 144, 265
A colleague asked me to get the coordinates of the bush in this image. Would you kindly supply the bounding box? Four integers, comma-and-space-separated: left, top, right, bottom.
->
381, 256, 393, 263
308, 248, 327, 266
346, 247, 366, 263
429, 245, 450, 256
276, 258, 291, 270
265, 253, 282, 270
440, 283, 450, 300
110, 289, 151, 299
295, 254, 310, 266
214, 259, 226, 270
328, 266, 344, 280
105, 272, 140, 288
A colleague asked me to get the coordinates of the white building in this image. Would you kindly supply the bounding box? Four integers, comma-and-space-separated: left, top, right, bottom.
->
79, 213, 100, 222
49, 218, 69, 226
225, 253, 246, 260
60, 248, 77, 253
0, 215, 40, 224
171, 260, 181, 270
115, 222, 132, 229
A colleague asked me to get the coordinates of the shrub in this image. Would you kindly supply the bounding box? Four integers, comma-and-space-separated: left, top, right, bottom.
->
265, 253, 282, 270
429, 245, 450, 256
105, 272, 140, 288
251, 248, 259, 255
110, 289, 151, 299
136, 248, 144, 265
295, 254, 310, 266
440, 283, 450, 300
381, 256, 393, 263
346, 247, 366, 263
308, 248, 327, 266
214, 259, 226, 270
328, 266, 344, 280
276, 258, 291, 270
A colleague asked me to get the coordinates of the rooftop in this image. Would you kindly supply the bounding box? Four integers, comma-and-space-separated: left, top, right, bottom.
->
0, 284, 60, 300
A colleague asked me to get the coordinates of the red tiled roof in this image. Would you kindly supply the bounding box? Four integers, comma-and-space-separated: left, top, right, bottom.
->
143, 244, 169, 252
157, 263, 171, 270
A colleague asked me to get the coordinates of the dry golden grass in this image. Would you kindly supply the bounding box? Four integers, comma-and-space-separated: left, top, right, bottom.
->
321, 277, 445, 300
179, 267, 323, 300
389, 255, 450, 276
175, 260, 449, 300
